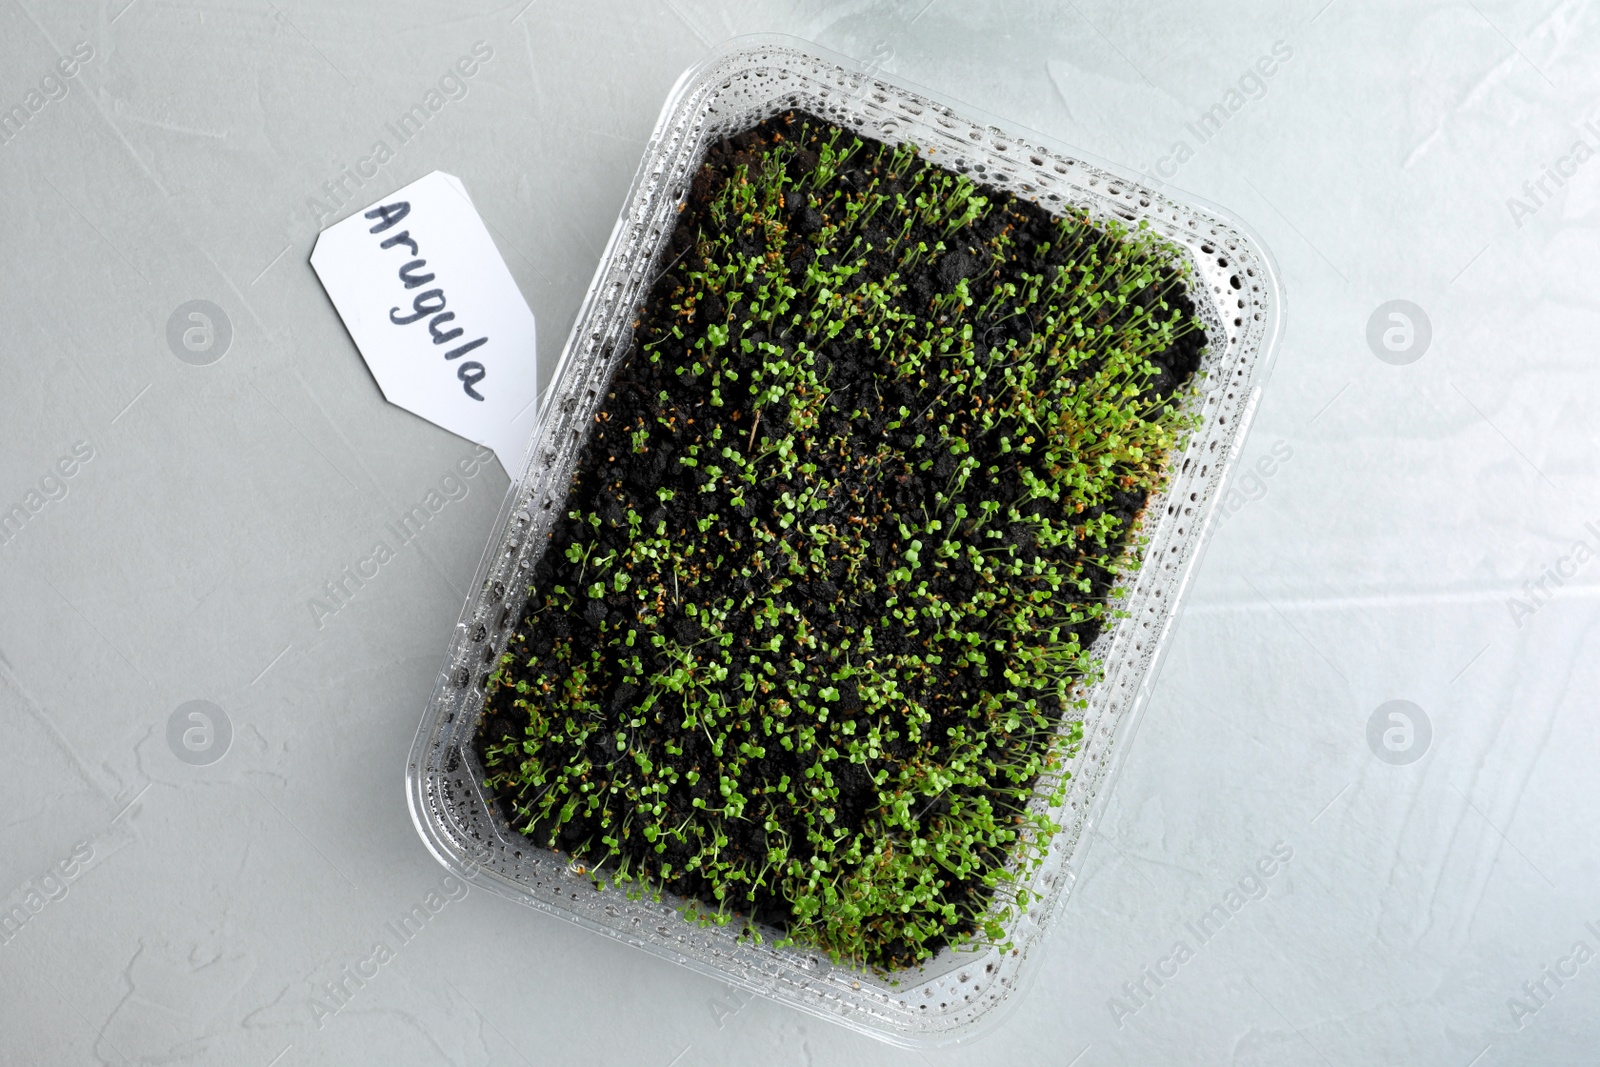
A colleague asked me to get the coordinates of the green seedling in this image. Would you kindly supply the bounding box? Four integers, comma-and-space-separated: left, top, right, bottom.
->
479, 111, 1204, 971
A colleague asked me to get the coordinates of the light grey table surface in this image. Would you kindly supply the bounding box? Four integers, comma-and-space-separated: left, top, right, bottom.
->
3, 1, 1598, 1064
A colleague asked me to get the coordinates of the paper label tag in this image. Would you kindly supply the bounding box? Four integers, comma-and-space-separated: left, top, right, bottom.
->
310, 171, 538, 474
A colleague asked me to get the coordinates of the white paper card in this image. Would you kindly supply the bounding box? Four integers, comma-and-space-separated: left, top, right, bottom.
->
311, 170, 538, 474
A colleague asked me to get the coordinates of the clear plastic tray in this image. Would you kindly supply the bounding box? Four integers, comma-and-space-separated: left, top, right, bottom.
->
406, 33, 1283, 1047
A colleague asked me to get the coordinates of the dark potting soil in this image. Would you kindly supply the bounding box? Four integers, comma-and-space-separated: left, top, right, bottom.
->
475, 109, 1204, 968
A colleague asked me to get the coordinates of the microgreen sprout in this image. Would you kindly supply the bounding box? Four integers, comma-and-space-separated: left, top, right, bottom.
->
479, 111, 1204, 972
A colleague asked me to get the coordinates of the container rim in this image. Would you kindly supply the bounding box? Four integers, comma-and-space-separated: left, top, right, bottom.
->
406, 31, 1286, 1048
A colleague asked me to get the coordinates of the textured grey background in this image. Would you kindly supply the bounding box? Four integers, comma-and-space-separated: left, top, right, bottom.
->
3, 1, 1599, 1064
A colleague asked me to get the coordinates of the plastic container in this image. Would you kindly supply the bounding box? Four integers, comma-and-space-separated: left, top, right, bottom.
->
406, 33, 1283, 1046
